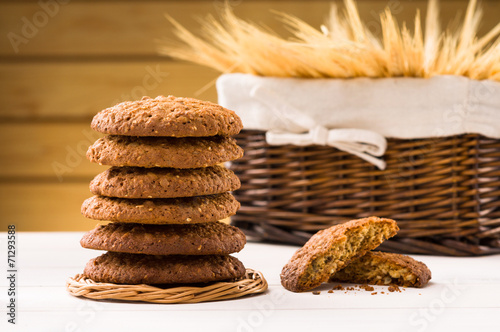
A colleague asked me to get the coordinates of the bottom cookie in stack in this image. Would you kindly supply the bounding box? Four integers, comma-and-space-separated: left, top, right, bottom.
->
84, 253, 245, 285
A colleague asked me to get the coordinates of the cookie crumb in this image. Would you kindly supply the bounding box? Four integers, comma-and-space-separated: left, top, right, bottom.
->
360, 284, 374, 292
371, 292, 377, 295
388, 285, 402, 292
327, 290, 333, 293
312, 291, 321, 295
332, 284, 344, 291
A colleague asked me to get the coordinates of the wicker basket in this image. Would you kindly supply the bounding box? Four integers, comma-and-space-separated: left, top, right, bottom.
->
229, 130, 500, 256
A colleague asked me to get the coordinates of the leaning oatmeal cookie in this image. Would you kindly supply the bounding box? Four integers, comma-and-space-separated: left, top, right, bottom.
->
280, 217, 399, 292
329, 251, 431, 287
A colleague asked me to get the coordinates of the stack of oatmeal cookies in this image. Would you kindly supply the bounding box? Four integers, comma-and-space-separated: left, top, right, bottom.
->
79, 96, 248, 285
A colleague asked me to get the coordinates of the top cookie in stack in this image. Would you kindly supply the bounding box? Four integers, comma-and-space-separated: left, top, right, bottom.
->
90, 95, 243, 137
79, 95, 248, 285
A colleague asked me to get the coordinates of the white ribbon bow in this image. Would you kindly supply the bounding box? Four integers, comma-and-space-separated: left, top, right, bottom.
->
251, 86, 388, 170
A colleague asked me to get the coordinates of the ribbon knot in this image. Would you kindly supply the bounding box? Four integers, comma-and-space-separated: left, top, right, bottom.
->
311, 126, 329, 145
251, 86, 388, 170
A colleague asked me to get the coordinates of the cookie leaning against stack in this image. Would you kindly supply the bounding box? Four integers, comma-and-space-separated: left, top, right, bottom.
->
79, 95, 248, 285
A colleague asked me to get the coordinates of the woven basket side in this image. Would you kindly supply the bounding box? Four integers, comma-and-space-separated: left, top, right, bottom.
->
230, 130, 500, 256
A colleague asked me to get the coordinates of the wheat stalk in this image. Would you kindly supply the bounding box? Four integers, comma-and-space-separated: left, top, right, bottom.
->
158, 0, 500, 81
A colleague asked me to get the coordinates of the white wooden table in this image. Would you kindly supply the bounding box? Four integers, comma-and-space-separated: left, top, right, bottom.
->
1, 232, 499, 332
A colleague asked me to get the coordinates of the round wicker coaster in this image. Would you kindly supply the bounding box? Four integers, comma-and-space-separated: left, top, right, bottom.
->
66, 269, 268, 304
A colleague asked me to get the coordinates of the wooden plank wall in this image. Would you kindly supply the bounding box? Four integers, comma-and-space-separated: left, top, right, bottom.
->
0, 0, 498, 231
